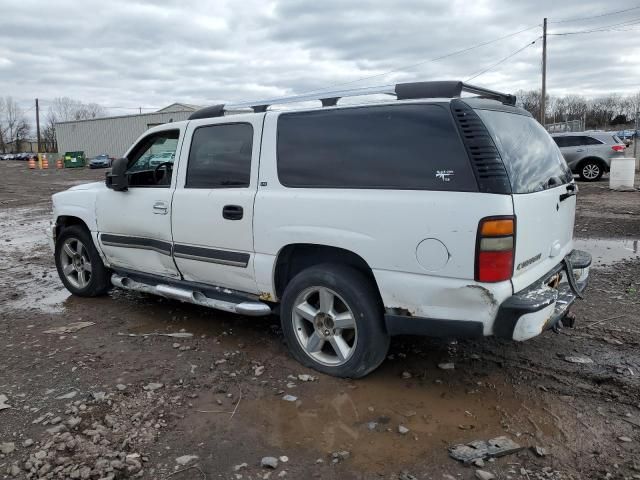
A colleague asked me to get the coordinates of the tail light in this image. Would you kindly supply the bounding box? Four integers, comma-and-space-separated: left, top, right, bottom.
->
612, 145, 625, 152
475, 216, 515, 283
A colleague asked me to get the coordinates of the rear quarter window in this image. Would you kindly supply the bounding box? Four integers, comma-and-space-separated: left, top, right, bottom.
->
582, 136, 604, 145
276, 104, 477, 191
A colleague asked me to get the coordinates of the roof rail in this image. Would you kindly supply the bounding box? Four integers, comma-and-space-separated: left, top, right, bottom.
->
188, 80, 516, 120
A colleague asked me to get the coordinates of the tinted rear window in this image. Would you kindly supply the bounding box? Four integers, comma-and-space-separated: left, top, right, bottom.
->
476, 110, 573, 194
277, 104, 477, 191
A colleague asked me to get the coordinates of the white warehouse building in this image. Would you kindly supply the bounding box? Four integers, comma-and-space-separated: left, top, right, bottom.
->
55, 103, 200, 159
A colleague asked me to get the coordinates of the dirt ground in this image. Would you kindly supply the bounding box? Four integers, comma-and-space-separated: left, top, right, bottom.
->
0, 161, 639, 480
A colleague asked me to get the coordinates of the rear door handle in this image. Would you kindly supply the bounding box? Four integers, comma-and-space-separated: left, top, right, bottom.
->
223, 205, 243, 220
575, 149, 584, 152
153, 201, 168, 215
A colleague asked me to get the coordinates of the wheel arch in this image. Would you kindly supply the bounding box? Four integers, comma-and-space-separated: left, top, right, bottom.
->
55, 215, 91, 238
577, 156, 609, 173
273, 243, 380, 301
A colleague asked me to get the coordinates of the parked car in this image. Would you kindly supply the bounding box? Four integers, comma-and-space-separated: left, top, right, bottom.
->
148, 151, 176, 167
48, 80, 591, 378
89, 154, 112, 169
551, 132, 626, 181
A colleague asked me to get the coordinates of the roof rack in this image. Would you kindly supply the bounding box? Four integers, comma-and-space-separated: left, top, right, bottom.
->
188, 80, 516, 120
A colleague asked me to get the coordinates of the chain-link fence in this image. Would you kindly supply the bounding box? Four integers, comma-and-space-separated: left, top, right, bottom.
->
545, 119, 585, 133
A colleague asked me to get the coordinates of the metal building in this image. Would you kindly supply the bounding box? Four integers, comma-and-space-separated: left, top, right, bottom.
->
54, 103, 200, 158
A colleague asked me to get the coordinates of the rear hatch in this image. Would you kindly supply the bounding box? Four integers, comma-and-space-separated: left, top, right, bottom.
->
475, 108, 576, 293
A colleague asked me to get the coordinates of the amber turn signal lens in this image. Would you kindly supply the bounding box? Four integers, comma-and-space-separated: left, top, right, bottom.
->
480, 219, 514, 237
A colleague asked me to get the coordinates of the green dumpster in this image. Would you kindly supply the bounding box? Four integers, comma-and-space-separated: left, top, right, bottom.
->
63, 151, 86, 168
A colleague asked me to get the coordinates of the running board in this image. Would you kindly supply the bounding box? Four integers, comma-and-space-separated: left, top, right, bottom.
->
111, 274, 271, 317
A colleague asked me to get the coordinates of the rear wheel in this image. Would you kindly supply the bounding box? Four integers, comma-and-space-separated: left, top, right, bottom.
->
55, 225, 111, 297
280, 264, 389, 378
578, 160, 604, 181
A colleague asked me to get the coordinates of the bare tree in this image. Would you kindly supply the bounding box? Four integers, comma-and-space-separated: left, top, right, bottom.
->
0, 97, 30, 153
44, 98, 106, 152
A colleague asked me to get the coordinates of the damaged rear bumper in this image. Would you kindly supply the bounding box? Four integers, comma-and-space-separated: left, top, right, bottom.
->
494, 249, 591, 341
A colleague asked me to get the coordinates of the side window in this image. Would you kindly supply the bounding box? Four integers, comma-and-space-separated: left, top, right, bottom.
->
126, 130, 179, 187
186, 123, 253, 188
582, 136, 604, 145
563, 136, 581, 147
553, 137, 569, 148
276, 104, 477, 191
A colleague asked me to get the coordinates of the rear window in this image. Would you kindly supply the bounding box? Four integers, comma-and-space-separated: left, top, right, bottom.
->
476, 110, 573, 194
277, 104, 477, 191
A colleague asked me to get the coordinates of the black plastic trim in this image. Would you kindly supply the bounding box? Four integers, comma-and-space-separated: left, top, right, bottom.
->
188, 104, 225, 120
450, 99, 512, 194
100, 234, 172, 256
394, 81, 516, 105
384, 315, 484, 337
173, 244, 250, 268
493, 249, 592, 338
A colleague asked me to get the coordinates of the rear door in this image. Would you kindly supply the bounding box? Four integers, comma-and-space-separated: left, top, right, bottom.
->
476, 109, 576, 292
170, 114, 264, 294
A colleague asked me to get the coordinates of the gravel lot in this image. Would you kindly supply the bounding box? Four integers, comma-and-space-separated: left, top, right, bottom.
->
0, 161, 639, 480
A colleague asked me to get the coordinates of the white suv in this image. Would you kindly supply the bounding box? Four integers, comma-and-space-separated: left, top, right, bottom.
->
49, 81, 591, 378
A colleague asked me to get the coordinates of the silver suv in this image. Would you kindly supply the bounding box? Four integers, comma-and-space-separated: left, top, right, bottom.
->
551, 132, 626, 181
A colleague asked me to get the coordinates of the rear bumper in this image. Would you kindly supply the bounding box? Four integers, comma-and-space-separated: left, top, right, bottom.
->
493, 249, 591, 341
383, 249, 591, 340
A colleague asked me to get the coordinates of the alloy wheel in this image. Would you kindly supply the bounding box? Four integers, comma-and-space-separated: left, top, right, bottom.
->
59, 237, 92, 289
582, 164, 600, 180
292, 286, 358, 366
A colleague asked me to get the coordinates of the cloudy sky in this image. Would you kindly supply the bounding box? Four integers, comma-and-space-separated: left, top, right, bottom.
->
1, 0, 639, 126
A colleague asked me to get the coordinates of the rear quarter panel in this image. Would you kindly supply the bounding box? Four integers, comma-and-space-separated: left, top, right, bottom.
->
253, 111, 515, 325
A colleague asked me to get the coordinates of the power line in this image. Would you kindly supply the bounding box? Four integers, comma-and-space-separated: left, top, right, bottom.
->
549, 16, 640, 35
294, 24, 541, 95
465, 37, 541, 82
549, 5, 640, 23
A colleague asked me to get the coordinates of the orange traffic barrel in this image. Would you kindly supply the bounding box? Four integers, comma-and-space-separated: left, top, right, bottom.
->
42, 155, 49, 169
56, 158, 63, 169
28, 157, 36, 169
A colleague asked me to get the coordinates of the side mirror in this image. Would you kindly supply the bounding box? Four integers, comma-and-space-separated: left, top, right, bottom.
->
106, 157, 129, 191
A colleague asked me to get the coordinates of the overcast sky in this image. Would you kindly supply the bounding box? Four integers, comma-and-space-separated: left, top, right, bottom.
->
1, 0, 639, 127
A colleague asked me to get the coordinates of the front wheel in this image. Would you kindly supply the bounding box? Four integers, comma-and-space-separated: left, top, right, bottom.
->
578, 160, 604, 181
280, 264, 390, 378
55, 225, 111, 297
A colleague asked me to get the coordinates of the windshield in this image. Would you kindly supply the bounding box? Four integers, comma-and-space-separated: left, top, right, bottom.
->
476, 109, 573, 194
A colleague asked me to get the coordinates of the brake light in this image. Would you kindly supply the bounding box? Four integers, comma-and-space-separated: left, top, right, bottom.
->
612, 145, 625, 152
476, 217, 515, 283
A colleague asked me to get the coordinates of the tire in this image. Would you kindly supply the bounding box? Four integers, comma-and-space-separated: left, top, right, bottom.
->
280, 263, 390, 378
55, 224, 111, 297
578, 159, 604, 182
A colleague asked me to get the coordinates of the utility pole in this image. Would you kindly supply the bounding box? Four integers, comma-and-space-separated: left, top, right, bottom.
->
540, 18, 547, 125
35, 98, 41, 153
634, 110, 638, 169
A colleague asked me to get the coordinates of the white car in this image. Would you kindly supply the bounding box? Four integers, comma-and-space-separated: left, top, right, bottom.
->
48, 80, 591, 378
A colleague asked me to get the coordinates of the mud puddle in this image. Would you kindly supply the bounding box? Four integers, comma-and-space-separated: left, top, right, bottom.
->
0, 206, 70, 314
187, 372, 559, 472
574, 237, 639, 266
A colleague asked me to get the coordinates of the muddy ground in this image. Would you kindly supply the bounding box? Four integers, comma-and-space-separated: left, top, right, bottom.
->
0, 161, 639, 480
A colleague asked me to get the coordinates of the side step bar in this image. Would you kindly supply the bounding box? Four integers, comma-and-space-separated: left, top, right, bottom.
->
111, 274, 271, 317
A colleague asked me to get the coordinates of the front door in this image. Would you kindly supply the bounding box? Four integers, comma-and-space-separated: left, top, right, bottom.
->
96, 128, 183, 278
171, 114, 264, 293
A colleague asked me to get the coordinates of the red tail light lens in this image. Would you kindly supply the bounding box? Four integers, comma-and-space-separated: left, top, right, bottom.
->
612, 145, 625, 152
476, 217, 515, 283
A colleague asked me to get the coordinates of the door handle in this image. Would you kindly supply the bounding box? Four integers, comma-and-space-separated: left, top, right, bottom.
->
153, 201, 168, 215
576, 149, 584, 152
223, 205, 243, 220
